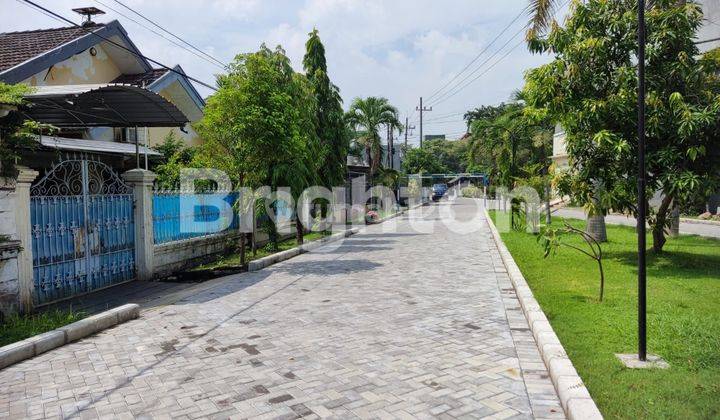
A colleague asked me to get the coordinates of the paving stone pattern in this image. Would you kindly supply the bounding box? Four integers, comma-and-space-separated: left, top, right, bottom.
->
0, 199, 564, 419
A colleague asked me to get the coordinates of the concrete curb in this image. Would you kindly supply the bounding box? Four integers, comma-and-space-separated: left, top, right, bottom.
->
484, 209, 603, 420
248, 228, 360, 271
679, 217, 720, 226
369, 202, 425, 225
0, 303, 140, 370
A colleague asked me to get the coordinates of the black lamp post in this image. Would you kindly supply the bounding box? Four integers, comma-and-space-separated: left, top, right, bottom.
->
637, 0, 647, 362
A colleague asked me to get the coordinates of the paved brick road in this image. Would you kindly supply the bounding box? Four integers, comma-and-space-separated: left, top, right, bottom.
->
1, 199, 564, 419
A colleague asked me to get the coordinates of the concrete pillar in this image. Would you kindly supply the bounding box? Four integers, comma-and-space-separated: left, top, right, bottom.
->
15, 167, 38, 313
122, 169, 156, 281
333, 187, 347, 227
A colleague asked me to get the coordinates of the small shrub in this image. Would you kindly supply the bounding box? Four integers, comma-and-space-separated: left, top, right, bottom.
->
461, 185, 482, 198
538, 221, 606, 302
0, 309, 84, 347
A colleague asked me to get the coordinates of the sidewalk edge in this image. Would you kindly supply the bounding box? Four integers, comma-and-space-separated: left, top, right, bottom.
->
484, 209, 603, 420
679, 217, 720, 226
0, 304, 139, 371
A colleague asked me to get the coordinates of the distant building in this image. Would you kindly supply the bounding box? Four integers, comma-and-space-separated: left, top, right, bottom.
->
423, 134, 445, 142
697, 0, 720, 53
0, 15, 205, 151
551, 124, 569, 169
346, 142, 403, 173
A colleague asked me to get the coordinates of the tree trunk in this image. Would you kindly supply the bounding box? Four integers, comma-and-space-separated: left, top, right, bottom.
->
652, 194, 674, 253
668, 203, 680, 238
365, 146, 372, 172
545, 182, 552, 225
295, 217, 304, 245
597, 257, 605, 302
251, 201, 257, 256
239, 233, 246, 266
238, 173, 246, 266
586, 213, 607, 242
585, 193, 607, 242
370, 146, 381, 180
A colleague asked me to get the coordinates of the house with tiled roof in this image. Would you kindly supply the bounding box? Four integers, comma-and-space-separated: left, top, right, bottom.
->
0, 9, 213, 312
0, 15, 205, 151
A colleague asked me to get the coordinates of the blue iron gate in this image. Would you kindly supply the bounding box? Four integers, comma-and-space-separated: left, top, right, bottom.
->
30, 159, 135, 305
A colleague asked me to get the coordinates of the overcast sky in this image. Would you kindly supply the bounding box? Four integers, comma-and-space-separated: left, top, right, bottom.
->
3, 0, 570, 145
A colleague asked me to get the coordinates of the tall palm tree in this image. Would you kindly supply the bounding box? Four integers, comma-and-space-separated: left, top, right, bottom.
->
345, 97, 401, 179
526, 0, 561, 41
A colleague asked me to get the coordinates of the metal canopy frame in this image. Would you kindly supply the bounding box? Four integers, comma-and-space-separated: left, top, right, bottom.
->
21, 83, 189, 128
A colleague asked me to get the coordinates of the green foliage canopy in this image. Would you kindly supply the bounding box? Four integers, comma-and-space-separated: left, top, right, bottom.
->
345, 96, 401, 178
303, 29, 349, 187
195, 45, 320, 247
523, 0, 720, 252
467, 102, 552, 187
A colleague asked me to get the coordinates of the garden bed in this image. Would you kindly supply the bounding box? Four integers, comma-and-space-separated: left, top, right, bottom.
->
489, 211, 720, 419
168, 231, 333, 282
0, 309, 84, 347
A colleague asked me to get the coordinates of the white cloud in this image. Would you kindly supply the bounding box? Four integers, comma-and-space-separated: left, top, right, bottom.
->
2, 0, 570, 143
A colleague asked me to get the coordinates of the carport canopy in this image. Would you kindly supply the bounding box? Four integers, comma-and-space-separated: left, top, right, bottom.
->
21, 83, 189, 127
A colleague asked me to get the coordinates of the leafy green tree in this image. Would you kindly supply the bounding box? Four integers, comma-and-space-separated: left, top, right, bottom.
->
280, 72, 321, 245
468, 103, 552, 187
195, 45, 320, 255
152, 132, 197, 189
0, 83, 53, 178
463, 103, 513, 129
153, 131, 194, 163
345, 97, 401, 179
375, 167, 400, 189
402, 146, 448, 174
303, 29, 349, 188
420, 138, 470, 173
524, 0, 720, 252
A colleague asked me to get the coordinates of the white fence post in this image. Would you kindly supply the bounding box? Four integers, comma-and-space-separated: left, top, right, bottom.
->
0, 166, 38, 315
122, 169, 156, 281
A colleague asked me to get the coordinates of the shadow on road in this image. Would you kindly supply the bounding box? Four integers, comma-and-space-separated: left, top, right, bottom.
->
269, 259, 382, 276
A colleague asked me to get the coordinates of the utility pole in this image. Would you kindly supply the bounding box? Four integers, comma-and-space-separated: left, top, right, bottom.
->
416, 97, 432, 148
637, 0, 647, 362
404, 117, 415, 149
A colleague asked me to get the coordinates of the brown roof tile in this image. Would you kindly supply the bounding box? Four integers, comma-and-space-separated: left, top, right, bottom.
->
0, 24, 104, 72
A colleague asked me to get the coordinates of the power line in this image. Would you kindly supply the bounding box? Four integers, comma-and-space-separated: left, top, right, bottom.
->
424, 6, 528, 103
93, 0, 226, 70
14, 0, 57, 21
108, 0, 228, 68
430, 39, 525, 108
427, 26, 525, 107
424, 0, 570, 109
405, 130, 468, 141
410, 111, 466, 124
18, 0, 218, 91
422, 120, 464, 125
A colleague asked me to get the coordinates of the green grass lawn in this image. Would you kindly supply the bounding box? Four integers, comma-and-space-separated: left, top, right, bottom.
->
193, 231, 331, 271
0, 309, 84, 347
489, 211, 720, 419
